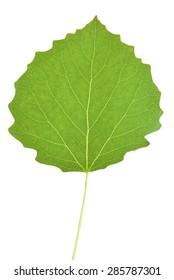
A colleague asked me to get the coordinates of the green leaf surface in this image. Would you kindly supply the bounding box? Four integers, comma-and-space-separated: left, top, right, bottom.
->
9, 17, 162, 173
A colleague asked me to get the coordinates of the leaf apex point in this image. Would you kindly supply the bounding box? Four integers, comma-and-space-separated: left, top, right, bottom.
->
92, 15, 100, 23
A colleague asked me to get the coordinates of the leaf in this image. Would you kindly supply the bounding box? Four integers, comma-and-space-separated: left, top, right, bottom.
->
9, 17, 163, 259
9, 17, 162, 173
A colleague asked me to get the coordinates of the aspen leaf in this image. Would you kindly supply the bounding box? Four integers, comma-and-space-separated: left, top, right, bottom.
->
9, 16, 163, 259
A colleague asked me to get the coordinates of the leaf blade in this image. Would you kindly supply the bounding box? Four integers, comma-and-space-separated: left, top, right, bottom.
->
9, 17, 163, 172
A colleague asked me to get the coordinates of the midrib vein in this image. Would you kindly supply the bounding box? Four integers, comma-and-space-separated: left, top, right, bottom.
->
86, 23, 96, 171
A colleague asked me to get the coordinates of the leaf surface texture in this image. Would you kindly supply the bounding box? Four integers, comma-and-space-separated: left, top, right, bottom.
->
9, 17, 162, 172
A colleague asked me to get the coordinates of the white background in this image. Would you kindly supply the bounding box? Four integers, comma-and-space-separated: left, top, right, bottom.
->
0, 0, 174, 279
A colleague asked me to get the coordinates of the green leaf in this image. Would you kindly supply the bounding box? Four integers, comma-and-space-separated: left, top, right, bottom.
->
9, 17, 163, 259
9, 17, 162, 173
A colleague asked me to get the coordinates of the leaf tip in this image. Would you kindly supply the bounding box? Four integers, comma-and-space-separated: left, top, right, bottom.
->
92, 15, 101, 24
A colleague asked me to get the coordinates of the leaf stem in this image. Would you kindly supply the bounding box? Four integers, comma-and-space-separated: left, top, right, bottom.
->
72, 172, 89, 260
